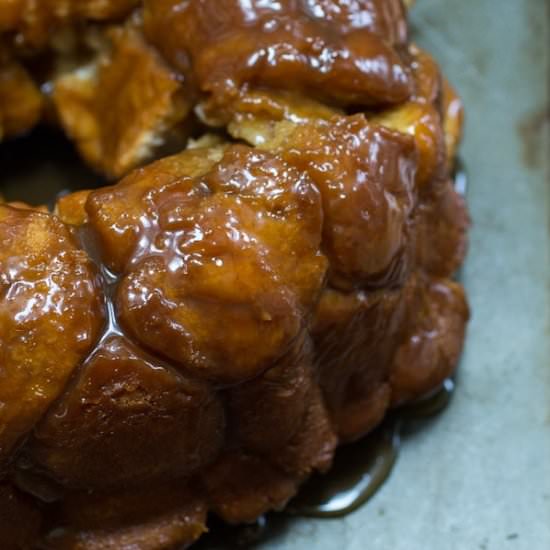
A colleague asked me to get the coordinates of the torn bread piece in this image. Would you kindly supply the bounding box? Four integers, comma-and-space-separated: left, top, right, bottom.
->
52, 23, 192, 178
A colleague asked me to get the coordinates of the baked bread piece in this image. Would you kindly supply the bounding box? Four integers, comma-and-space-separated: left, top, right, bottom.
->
51, 22, 192, 178
0, 1, 192, 177
0, 46, 42, 140
0, 1, 469, 548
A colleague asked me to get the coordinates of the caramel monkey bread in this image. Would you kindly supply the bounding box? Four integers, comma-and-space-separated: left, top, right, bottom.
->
0, 1, 469, 548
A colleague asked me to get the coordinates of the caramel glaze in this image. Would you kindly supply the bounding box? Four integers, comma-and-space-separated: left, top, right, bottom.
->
0, 2, 470, 549
291, 378, 455, 520
144, 0, 412, 123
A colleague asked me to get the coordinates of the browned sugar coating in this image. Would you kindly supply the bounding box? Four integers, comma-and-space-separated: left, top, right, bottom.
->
86, 145, 327, 383
267, 116, 417, 289
0, 1, 470, 548
144, 0, 412, 122
27, 334, 226, 489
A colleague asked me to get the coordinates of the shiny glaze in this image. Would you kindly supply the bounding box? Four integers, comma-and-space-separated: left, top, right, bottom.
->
289, 418, 400, 518
86, 145, 327, 384
0, 1, 470, 548
278, 116, 417, 290
291, 378, 455, 518
144, 0, 413, 123
371, 44, 446, 188
0, 205, 104, 465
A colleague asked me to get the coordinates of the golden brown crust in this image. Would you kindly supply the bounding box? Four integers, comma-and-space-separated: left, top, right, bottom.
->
86, 145, 327, 384
371, 45, 447, 188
